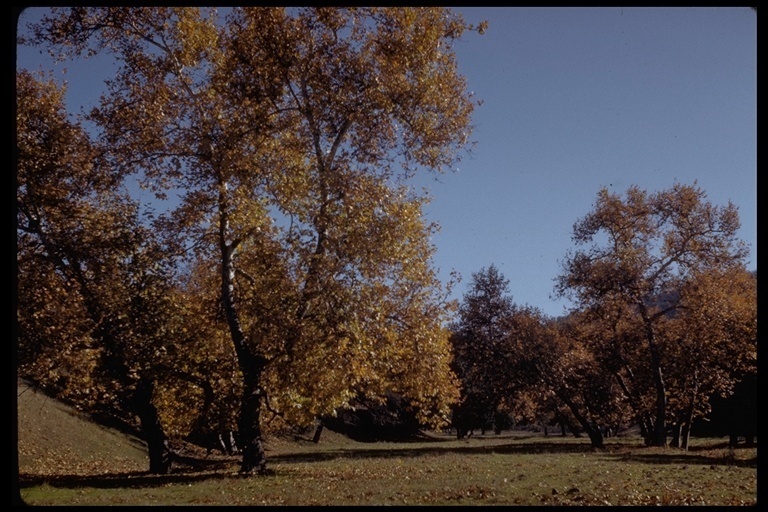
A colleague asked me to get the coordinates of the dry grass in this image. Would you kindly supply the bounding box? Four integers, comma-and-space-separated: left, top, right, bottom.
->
16, 380, 758, 506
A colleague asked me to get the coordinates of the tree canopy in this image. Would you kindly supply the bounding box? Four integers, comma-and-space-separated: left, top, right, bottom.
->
18, 8, 755, 474
449, 265, 517, 436
555, 183, 754, 447
19, 6, 485, 473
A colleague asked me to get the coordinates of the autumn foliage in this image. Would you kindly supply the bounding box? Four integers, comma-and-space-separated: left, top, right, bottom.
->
17, 7, 483, 474
555, 184, 755, 447
17, 7, 754, 480
448, 185, 755, 450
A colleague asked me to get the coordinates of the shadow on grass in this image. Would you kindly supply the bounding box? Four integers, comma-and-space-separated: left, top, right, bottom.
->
269, 439, 596, 464
608, 446, 757, 469
16, 454, 238, 489
16, 438, 756, 491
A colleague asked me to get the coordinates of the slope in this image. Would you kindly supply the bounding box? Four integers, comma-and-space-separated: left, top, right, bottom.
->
16, 379, 148, 477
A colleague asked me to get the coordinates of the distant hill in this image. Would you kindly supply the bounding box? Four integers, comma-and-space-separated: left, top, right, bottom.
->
16, 379, 148, 477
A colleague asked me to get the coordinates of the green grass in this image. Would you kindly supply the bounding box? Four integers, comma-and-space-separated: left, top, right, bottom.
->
16, 381, 758, 506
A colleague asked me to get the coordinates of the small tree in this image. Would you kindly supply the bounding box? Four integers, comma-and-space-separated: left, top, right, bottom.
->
664, 266, 756, 449
493, 307, 627, 449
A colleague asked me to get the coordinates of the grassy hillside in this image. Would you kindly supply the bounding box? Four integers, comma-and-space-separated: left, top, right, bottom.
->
16, 379, 148, 477
16, 380, 758, 506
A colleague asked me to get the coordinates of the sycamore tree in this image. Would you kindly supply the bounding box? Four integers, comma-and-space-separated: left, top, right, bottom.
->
488, 305, 628, 449
149, 257, 247, 453
548, 314, 634, 447
228, 7, 467, 431
570, 300, 659, 442
23, 7, 483, 473
16, 69, 182, 473
556, 183, 752, 447
663, 266, 756, 449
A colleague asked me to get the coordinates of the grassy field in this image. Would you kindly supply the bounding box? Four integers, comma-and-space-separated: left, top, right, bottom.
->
16, 380, 758, 506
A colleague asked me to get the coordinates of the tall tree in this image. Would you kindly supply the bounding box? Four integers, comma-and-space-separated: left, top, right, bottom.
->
16, 69, 178, 473
450, 265, 516, 436
556, 183, 751, 447
23, 7, 482, 473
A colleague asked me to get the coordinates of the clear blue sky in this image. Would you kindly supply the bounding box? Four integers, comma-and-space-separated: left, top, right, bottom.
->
16, 7, 757, 318
420, 7, 757, 317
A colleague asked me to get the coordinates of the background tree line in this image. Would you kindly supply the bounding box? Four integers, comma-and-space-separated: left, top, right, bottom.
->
450, 184, 756, 450
17, 7, 754, 478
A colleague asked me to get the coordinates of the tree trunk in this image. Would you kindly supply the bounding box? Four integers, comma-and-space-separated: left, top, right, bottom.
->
640, 415, 654, 445
647, 356, 668, 447
133, 379, 172, 474
219, 430, 239, 455
312, 422, 324, 443
558, 393, 604, 449
642, 311, 667, 447
218, 179, 269, 474
680, 371, 699, 451
681, 422, 691, 451
585, 427, 604, 449
238, 372, 267, 474
670, 423, 681, 448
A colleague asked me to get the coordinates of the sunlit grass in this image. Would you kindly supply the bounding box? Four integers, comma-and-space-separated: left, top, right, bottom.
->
17, 381, 756, 506
18, 430, 757, 506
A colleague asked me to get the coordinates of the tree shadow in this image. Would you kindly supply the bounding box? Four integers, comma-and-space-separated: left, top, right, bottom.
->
16, 437, 755, 491
606, 449, 757, 468
16, 452, 239, 490
269, 439, 606, 464
14, 438, 589, 490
